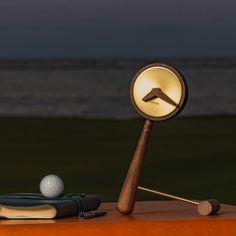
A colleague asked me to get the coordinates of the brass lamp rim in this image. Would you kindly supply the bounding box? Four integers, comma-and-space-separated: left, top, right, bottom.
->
130, 63, 188, 121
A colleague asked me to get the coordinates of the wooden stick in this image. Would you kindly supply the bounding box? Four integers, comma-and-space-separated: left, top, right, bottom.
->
138, 186, 221, 216
117, 119, 153, 214
138, 186, 198, 205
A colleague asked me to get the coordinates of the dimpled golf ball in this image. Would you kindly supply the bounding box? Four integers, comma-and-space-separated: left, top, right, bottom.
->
40, 174, 64, 199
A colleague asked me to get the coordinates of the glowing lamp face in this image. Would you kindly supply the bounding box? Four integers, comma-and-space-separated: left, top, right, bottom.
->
130, 64, 188, 121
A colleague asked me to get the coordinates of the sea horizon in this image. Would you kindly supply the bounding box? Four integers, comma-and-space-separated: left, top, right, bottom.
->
0, 57, 235, 118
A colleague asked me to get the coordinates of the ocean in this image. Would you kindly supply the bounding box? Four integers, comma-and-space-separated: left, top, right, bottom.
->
0, 58, 235, 118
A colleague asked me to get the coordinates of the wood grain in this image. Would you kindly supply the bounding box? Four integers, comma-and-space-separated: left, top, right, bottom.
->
116, 119, 153, 214
0, 201, 236, 236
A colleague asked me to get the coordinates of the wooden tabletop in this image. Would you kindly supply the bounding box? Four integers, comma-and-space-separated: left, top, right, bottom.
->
0, 201, 236, 236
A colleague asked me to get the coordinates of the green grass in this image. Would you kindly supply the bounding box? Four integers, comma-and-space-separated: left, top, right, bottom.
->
0, 116, 235, 204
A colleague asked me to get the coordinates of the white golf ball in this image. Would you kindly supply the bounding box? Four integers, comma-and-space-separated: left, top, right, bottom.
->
40, 174, 64, 199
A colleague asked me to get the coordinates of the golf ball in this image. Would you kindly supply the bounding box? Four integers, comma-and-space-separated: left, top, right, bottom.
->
40, 174, 64, 199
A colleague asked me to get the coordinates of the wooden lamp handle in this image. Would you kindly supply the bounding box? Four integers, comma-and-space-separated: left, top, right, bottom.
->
117, 119, 153, 214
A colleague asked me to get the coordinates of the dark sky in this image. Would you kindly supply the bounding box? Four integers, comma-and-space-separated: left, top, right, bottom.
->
0, 0, 236, 58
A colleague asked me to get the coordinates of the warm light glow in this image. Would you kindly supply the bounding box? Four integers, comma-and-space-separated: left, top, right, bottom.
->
132, 65, 184, 119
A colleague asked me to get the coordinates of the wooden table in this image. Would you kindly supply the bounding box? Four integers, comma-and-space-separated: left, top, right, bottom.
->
0, 201, 236, 236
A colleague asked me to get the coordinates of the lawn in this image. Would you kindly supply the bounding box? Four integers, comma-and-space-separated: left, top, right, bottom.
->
0, 116, 235, 204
